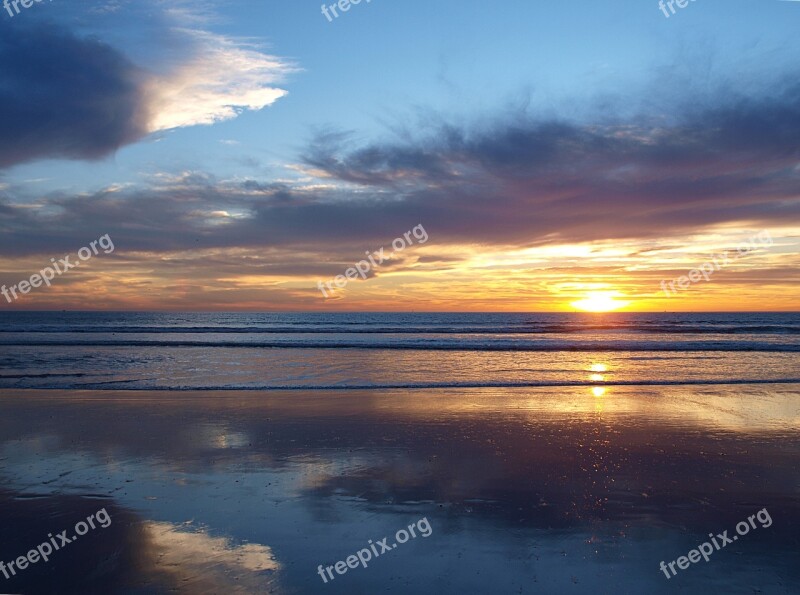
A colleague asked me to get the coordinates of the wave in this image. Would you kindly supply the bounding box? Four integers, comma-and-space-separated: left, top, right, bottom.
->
21, 378, 800, 390
0, 339, 797, 351
1, 324, 799, 334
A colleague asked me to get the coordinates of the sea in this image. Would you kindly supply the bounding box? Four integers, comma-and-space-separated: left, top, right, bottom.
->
1, 311, 799, 593
0, 311, 798, 390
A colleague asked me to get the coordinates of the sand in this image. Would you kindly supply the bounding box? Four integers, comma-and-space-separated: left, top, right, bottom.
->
1, 385, 798, 593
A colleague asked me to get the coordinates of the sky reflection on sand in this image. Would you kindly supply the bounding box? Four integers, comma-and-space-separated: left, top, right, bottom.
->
0, 386, 798, 594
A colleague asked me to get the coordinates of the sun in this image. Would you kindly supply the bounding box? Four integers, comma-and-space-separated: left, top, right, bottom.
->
571, 291, 630, 312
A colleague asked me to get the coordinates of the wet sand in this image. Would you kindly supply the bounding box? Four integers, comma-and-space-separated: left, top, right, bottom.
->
1, 385, 798, 594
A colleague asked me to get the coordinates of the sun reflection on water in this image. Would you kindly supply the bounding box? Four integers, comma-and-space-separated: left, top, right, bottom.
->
588, 362, 611, 399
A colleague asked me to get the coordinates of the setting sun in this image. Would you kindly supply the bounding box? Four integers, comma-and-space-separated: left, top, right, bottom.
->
571, 292, 631, 312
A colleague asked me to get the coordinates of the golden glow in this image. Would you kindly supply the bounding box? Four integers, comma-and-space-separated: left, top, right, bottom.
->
571, 291, 631, 312
590, 361, 609, 398
1, 226, 798, 311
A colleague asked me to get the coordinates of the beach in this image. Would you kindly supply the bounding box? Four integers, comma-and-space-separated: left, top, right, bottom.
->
0, 312, 798, 593
1, 383, 798, 594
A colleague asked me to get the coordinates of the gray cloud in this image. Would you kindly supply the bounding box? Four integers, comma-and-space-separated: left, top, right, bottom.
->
0, 13, 293, 170
0, 74, 799, 261
0, 23, 149, 168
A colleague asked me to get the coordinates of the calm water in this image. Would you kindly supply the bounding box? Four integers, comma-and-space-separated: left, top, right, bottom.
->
0, 312, 798, 390
0, 312, 798, 594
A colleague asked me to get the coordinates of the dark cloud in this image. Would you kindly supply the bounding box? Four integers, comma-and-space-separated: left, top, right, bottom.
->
0, 23, 150, 168
0, 75, 799, 259
0, 13, 294, 170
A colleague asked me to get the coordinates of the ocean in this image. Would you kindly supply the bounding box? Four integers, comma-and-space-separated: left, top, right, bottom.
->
0, 311, 798, 390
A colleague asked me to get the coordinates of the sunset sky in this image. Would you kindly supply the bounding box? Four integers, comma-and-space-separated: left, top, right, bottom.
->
1, 0, 798, 311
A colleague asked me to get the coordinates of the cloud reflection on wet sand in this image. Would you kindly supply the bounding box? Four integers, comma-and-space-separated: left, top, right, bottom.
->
0, 386, 798, 593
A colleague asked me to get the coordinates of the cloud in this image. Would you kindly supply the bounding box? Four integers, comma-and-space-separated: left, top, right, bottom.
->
2, 71, 800, 258
0, 19, 294, 169
298, 77, 800, 245
144, 29, 294, 132
0, 23, 149, 169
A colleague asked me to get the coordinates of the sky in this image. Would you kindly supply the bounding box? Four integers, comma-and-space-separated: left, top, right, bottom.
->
0, 0, 798, 311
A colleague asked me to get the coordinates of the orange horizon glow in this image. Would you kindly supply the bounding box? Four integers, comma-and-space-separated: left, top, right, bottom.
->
0, 227, 798, 311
